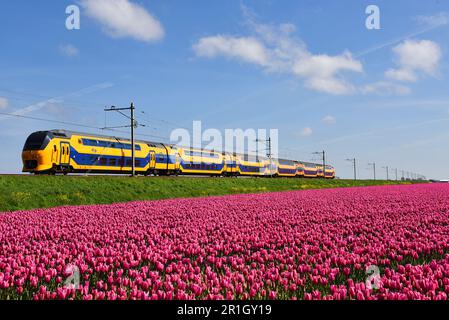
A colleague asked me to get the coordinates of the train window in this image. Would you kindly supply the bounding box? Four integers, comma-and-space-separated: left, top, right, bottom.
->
99, 158, 107, 165
186, 150, 218, 158
52, 132, 66, 137
109, 158, 117, 166
23, 132, 52, 151
81, 138, 142, 151
135, 160, 141, 167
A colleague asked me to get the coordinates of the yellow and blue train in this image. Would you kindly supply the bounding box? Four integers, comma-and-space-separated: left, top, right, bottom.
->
21, 130, 336, 178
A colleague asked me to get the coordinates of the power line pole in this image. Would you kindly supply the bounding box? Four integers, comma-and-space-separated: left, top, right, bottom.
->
130, 103, 135, 177
395, 168, 398, 181
368, 162, 376, 180
322, 150, 325, 179
255, 139, 259, 162
268, 137, 272, 178
255, 137, 273, 177
104, 102, 139, 177
382, 166, 389, 180
346, 158, 357, 180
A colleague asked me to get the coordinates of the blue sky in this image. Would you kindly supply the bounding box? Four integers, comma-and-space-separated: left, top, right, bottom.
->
1, 0, 449, 179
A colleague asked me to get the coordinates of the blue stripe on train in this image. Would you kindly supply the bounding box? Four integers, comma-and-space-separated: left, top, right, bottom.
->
69, 147, 183, 168
70, 148, 149, 168
68, 147, 331, 175
278, 168, 297, 174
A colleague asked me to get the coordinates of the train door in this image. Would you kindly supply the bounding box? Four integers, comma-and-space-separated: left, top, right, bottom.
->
149, 151, 156, 169
51, 144, 58, 164
60, 142, 71, 165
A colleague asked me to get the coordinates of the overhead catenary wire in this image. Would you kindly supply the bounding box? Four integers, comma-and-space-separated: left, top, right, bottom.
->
0, 111, 103, 130
0, 111, 170, 142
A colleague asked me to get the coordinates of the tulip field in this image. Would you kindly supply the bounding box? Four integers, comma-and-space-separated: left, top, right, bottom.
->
1, 183, 449, 300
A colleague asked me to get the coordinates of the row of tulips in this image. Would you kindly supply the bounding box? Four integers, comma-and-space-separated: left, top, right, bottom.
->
1, 184, 449, 300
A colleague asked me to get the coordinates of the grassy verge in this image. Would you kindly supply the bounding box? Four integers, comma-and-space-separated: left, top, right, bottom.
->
0, 175, 420, 212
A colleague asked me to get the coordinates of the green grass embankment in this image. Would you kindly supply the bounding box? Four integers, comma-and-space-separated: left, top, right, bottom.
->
0, 175, 420, 212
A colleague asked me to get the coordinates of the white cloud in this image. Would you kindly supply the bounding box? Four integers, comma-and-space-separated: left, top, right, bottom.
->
193, 36, 269, 66
385, 40, 442, 82
81, 0, 164, 43
193, 13, 363, 95
322, 115, 336, 125
360, 81, 411, 96
0, 97, 8, 110
59, 44, 79, 57
293, 52, 362, 95
414, 12, 449, 28
300, 127, 313, 137
384, 69, 417, 82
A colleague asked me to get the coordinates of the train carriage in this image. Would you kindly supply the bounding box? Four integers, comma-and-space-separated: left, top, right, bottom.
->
70, 134, 150, 174
235, 154, 266, 176
325, 165, 336, 179
277, 159, 297, 177
317, 164, 336, 179
302, 162, 318, 178
22, 130, 168, 175
178, 148, 224, 176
